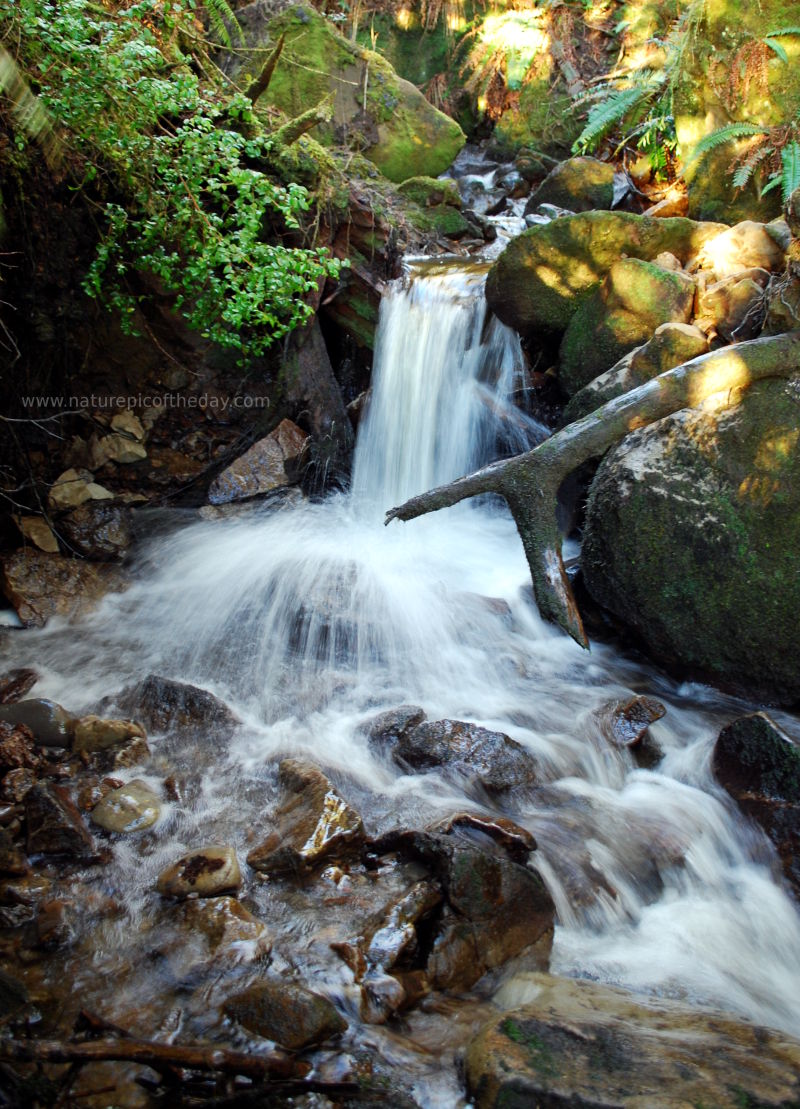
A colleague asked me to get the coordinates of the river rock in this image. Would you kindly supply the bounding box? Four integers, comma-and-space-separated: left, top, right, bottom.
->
0, 968, 28, 1018
13, 515, 59, 553
713, 712, 800, 892
110, 411, 145, 441
525, 156, 615, 214
58, 501, 132, 561
558, 258, 696, 394
157, 845, 241, 899
485, 211, 724, 337
582, 377, 800, 703
392, 719, 539, 793
0, 669, 38, 704
225, 1, 464, 183
118, 675, 239, 736
48, 468, 114, 512
224, 978, 347, 1048
89, 430, 147, 468
693, 267, 770, 342
207, 419, 308, 505
429, 811, 537, 862
1, 549, 124, 627
365, 705, 426, 752
25, 782, 97, 861
0, 721, 41, 772
73, 715, 146, 754
693, 220, 786, 279
598, 696, 666, 748
562, 321, 710, 424
466, 973, 800, 1108
0, 699, 73, 748
91, 780, 162, 833
247, 759, 364, 874
180, 896, 272, 963
0, 828, 27, 876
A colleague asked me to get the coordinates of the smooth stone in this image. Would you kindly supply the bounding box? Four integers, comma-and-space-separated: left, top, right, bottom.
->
157, 845, 241, 899
393, 718, 539, 793
73, 715, 146, 754
180, 896, 272, 962
91, 780, 162, 833
224, 979, 347, 1049
119, 675, 239, 736
0, 699, 74, 748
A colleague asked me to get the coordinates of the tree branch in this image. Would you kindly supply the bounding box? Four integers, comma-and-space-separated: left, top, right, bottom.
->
272, 96, 333, 147
245, 33, 285, 105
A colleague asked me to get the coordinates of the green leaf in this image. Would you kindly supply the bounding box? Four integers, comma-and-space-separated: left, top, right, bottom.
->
765, 37, 789, 62
686, 122, 768, 168
780, 140, 800, 203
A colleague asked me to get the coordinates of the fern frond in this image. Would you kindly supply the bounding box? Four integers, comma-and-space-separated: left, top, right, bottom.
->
780, 141, 800, 204
764, 26, 800, 37
203, 0, 243, 48
572, 85, 651, 154
686, 122, 767, 167
765, 38, 788, 62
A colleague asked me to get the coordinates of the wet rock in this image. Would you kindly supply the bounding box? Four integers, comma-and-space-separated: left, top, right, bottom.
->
429, 811, 537, 863
0, 828, 27, 876
393, 719, 539, 793
713, 713, 800, 892
180, 896, 272, 963
157, 845, 242, 899
0, 721, 41, 771
486, 211, 724, 337
694, 219, 786, 278
91, 780, 162, 834
48, 468, 114, 512
0, 967, 28, 1017
365, 705, 426, 753
72, 715, 146, 754
1, 768, 38, 803
397, 176, 462, 209
119, 675, 239, 736
89, 735, 150, 773
582, 377, 800, 703
559, 257, 696, 394
207, 419, 308, 505
525, 156, 615, 214
466, 973, 800, 1108
0, 699, 73, 748
0, 549, 124, 627
0, 669, 38, 704
598, 696, 666, 748
247, 759, 364, 875
25, 782, 97, 861
36, 897, 72, 948
13, 515, 59, 553
224, 978, 347, 1049
58, 501, 132, 561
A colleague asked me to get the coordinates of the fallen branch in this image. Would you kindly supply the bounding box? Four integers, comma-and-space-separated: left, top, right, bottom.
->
245, 33, 285, 105
386, 332, 800, 647
0, 1036, 309, 1082
272, 95, 333, 147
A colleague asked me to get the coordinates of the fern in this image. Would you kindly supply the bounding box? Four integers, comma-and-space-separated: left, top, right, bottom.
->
779, 140, 800, 203
203, 0, 243, 48
686, 122, 767, 168
572, 85, 652, 154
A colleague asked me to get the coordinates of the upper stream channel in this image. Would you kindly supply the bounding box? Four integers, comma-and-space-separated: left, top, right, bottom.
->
4, 249, 800, 1106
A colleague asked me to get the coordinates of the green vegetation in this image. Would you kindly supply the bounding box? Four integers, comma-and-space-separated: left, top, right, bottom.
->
2, 0, 343, 359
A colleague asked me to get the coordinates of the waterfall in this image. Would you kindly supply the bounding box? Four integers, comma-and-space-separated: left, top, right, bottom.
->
4, 259, 800, 1046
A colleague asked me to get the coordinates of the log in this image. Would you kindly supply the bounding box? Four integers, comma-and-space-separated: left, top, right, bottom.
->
272, 96, 333, 147
245, 33, 285, 105
386, 332, 800, 647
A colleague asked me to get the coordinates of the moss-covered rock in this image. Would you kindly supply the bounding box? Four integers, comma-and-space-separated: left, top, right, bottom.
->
486, 211, 724, 338
229, 1, 464, 183
558, 259, 696, 394
492, 55, 580, 160
582, 377, 800, 703
396, 175, 462, 208
525, 156, 616, 214
674, 0, 800, 222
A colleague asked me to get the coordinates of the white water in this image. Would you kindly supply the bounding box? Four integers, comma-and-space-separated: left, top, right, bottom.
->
5, 259, 800, 1053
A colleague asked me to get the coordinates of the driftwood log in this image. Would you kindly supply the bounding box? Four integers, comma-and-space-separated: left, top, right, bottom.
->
386, 331, 800, 647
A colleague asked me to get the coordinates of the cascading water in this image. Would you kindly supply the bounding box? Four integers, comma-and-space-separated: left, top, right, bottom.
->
4, 257, 800, 1100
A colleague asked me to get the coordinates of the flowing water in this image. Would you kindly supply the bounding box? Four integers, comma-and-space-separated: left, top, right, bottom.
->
4, 258, 800, 1103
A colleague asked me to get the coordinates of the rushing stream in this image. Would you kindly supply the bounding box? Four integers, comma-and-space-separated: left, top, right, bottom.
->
4, 257, 800, 1103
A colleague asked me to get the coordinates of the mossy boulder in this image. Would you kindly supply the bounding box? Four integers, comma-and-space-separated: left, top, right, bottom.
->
582, 377, 800, 703
525, 156, 616, 214
563, 322, 709, 423
674, 0, 800, 222
397, 176, 462, 209
229, 1, 464, 183
492, 54, 580, 160
558, 259, 696, 394
485, 211, 724, 338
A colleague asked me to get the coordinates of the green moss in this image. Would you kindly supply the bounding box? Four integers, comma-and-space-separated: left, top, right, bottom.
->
397, 175, 462, 208
494, 68, 580, 159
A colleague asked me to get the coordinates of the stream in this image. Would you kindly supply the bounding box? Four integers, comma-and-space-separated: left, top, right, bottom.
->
4, 255, 800, 1105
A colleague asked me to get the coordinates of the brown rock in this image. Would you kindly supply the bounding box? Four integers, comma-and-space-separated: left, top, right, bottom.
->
597, 696, 666, 748
91, 780, 161, 833
0, 699, 74, 748
2, 768, 38, 803
157, 845, 241, 899
0, 669, 38, 704
208, 419, 308, 505
73, 715, 146, 754
0, 828, 27, 876
118, 675, 239, 737
58, 502, 132, 561
13, 516, 59, 553
694, 220, 786, 278
181, 896, 272, 962
224, 979, 347, 1049
25, 782, 97, 861
393, 719, 539, 793
0, 720, 41, 771
0, 550, 124, 627
694, 269, 769, 341
365, 705, 426, 753
247, 759, 364, 875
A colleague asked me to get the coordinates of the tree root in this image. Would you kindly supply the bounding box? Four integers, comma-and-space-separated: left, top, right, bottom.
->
386, 331, 800, 647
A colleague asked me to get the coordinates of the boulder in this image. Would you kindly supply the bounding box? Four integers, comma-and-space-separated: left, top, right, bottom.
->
180, 896, 272, 962
396, 176, 462, 209
72, 715, 146, 754
694, 268, 770, 342
597, 696, 666, 748
1, 549, 124, 627
365, 705, 426, 753
224, 979, 347, 1049
525, 156, 616, 214
207, 419, 308, 505
157, 845, 242, 899
225, 1, 464, 183
58, 501, 132, 561
485, 211, 723, 337
563, 322, 709, 424
713, 712, 800, 892
280, 320, 354, 471
25, 783, 97, 861
48, 468, 114, 512
391, 718, 539, 793
0, 699, 73, 747
693, 221, 786, 278
89, 431, 147, 468
118, 675, 239, 736
247, 758, 364, 874
582, 377, 800, 702
466, 974, 800, 1108
558, 258, 696, 394
91, 780, 162, 834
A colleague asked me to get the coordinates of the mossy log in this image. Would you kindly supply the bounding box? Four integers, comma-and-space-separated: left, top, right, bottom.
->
272, 95, 333, 147
246, 32, 285, 105
386, 332, 800, 648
